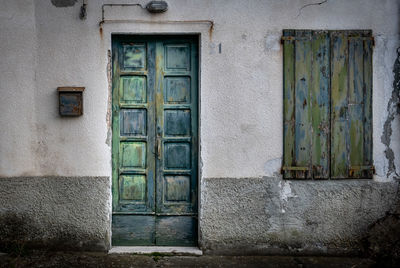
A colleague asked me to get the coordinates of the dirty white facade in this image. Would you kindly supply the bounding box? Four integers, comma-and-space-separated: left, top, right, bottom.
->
0, 0, 399, 255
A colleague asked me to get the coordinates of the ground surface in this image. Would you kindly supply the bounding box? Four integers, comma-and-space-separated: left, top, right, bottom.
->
0, 251, 395, 268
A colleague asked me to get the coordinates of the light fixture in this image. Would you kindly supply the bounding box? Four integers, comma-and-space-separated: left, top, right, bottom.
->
146, 1, 168, 13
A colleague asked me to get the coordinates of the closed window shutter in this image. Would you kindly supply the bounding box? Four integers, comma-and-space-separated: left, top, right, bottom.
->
282, 30, 373, 179
331, 31, 373, 178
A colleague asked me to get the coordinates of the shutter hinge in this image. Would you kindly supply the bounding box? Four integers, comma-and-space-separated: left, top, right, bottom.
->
281, 36, 295, 44
281, 166, 309, 174
348, 165, 376, 177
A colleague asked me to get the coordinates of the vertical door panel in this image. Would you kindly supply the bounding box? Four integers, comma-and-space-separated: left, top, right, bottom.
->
155, 38, 198, 229
112, 38, 157, 246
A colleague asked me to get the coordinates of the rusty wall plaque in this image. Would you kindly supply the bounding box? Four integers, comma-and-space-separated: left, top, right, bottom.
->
57, 87, 85, 116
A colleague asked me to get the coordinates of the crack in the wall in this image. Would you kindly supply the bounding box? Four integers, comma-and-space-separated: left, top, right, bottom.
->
381, 47, 400, 178
296, 0, 328, 18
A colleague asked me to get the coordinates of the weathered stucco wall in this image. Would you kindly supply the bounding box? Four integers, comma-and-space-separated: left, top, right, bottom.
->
201, 177, 399, 255
0, 177, 110, 251
0, 0, 399, 254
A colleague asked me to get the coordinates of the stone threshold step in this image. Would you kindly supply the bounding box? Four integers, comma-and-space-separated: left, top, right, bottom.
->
108, 246, 203, 256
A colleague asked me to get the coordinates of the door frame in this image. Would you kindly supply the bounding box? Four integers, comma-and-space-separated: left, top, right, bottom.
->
109, 33, 202, 247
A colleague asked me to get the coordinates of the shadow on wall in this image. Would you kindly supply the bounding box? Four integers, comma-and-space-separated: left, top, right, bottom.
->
0, 211, 34, 255
362, 194, 400, 265
0, 211, 107, 254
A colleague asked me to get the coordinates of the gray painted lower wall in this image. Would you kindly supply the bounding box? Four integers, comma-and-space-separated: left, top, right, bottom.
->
0, 177, 110, 252
1, 176, 399, 256
200, 177, 400, 255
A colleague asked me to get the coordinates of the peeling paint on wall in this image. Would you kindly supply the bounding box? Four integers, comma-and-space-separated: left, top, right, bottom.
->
279, 180, 296, 213
208, 42, 217, 55
264, 158, 282, 176
106, 50, 112, 146
381, 47, 400, 178
264, 33, 281, 52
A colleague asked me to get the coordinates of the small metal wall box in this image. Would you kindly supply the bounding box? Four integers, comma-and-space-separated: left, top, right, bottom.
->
57, 87, 85, 116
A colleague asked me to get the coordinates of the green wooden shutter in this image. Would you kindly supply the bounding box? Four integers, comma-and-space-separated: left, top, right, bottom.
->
331, 30, 373, 178
282, 30, 330, 179
282, 30, 373, 179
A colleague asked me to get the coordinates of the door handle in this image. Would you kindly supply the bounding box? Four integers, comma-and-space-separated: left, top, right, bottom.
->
156, 137, 161, 159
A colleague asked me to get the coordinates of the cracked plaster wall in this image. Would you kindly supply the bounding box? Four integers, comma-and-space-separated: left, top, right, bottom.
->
0, 0, 399, 253
200, 177, 399, 255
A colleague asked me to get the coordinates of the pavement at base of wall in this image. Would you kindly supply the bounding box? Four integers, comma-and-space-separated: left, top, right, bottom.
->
0, 251, 398, 268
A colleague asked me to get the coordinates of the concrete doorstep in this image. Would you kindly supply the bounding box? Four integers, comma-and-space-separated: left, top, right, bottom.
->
108, 246, 203, 255
0, 251, 387, 268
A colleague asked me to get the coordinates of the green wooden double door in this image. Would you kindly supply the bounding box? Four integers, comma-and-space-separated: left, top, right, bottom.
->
112, 35, 198, 246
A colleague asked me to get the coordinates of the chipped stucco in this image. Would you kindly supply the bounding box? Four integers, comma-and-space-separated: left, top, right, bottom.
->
106, 49, 112, 146
381, 47, 400, 178
200, 177, 399, 255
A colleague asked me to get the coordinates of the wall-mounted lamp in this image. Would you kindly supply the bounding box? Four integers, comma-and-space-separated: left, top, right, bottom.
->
146, 1, 168, 13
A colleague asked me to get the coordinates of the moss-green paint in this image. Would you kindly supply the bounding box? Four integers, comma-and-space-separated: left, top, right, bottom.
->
311, 31, 330, 178
283, 30, 296, 179
331, 31, 349, 178
112, 35, 198, 246
294, 30, 312, 179
282, 30, 373, 179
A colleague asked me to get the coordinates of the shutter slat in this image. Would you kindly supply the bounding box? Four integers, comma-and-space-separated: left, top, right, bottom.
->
283, 30, 296, 179
311, 31, 330, 178
331, 32, 350, 178
363, 38, 373, 177
348, 37, 365, 177
294, 30, 313, 179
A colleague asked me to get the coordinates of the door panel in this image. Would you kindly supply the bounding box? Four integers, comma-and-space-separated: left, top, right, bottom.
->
112, 215, 155, 246
156, 216, 197, 246
112, 36, 198, 246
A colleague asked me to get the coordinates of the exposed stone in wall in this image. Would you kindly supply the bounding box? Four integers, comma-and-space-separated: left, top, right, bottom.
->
381, 47, 400, 178
363, 48, 400, 264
